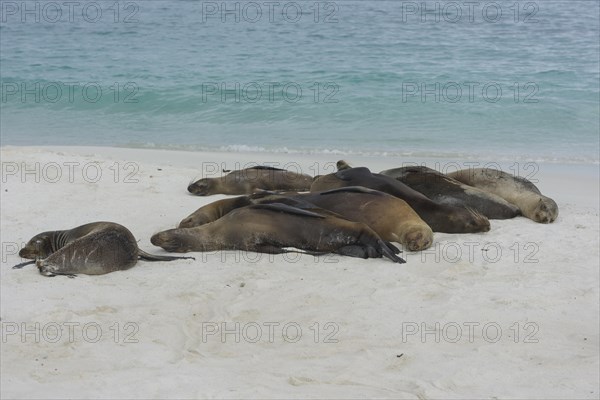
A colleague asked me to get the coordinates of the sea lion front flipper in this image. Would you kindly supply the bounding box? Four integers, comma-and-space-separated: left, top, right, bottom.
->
319, 186, 383, 196
334, 166, 372, 181
250, 203, 327, 219
253, 244, 329, 257
12, 260, 36, 269
138, 250, 195, 262
247, 166, 288, 172
252, 195, 315, 210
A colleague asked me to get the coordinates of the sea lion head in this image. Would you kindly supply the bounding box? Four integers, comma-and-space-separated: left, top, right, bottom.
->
532, 197, 559, 223
151, 229, 195, 253
400, 224, 434, 251
179, 213, 212, 228
187, 178, 214, 196
19, 231, 55, 259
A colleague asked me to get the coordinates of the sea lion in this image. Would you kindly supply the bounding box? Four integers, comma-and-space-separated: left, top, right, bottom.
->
18, 222, 194, 276
152, 203, 405, 263
447, 168, 559, 223
380, 166, 521, 219
179, 187, 434, 251
310, 165, 490, 234
187, 166, 314, 195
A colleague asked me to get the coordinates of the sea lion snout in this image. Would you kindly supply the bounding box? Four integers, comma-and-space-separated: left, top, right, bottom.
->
19, 247, 34, 259
151, 230, 189, 253
150, 231, 168, 246
533, 198, 558, 223
179, 214, 213, 228
402, 225, 434, 251
179, 217, 195, 228
19, 236, 52, 259
188, 180, 211, 195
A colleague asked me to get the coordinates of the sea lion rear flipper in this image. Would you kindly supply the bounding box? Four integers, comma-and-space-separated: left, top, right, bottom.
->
336, 245, 371, 259
384, 241, 401, 255
138, 250, 195, 262
335, 241, 405, 263
336, 160, 352, 171
256, 245, 328, 256
250, 203, 327, 219
378, 240, 406, 263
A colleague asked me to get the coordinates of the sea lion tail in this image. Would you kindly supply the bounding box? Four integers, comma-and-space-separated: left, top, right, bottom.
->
138, 250, 195, 262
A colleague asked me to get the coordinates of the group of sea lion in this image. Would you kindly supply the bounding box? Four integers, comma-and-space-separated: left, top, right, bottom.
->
16, 160, 558, 276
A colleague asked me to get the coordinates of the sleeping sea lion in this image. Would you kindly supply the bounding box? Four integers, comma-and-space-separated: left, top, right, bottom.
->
179, 187, 434, 251
447, 168, 558, 223
310, 165, 490, 234
17, 222, 193, 276
151, 203, 405, 263
380, 166, 521, 219
187, 166, 314, 195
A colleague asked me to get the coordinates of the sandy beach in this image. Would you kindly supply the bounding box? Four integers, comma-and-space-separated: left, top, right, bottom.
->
1, 145, 598, 399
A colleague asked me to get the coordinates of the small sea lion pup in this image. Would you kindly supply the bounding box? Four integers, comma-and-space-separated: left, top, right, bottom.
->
447, 168, 559, 223
179, 187, 434, 251
16, 222, 194, 276
380, 166, 521, 220
310, 164, 490, 234
187, 166, 314, 195
152, 203, 405, 263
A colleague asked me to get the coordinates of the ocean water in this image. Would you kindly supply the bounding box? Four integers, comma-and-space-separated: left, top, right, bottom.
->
1, 0, 598, 163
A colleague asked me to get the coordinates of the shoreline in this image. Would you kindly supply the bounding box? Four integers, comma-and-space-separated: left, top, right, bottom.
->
2, 143, 598, 166
2, 145, 599, 208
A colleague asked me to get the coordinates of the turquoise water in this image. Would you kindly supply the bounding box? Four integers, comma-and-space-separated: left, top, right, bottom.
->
1, 0, 598, 163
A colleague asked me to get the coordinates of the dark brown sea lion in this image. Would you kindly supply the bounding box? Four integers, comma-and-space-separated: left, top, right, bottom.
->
310, 166, 490, 233
187, 166, 314, 195
17, 222, 193, 276
447, 168, 559, 223
152, 203, 405, 263
179, 187, 434, 251
379, 166, 521, 219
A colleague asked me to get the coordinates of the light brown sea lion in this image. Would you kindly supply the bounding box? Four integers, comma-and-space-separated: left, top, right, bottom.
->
380, 166, 521, 220
310, 165, 490, 234
179, 187, 434, 251
152, 203, 405, 263
17, 222, 193, 276
187, 166, 314, 195
447, 168, 559, 223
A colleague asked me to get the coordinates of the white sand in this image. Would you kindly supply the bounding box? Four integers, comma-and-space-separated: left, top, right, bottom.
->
1, 146, 598, 399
